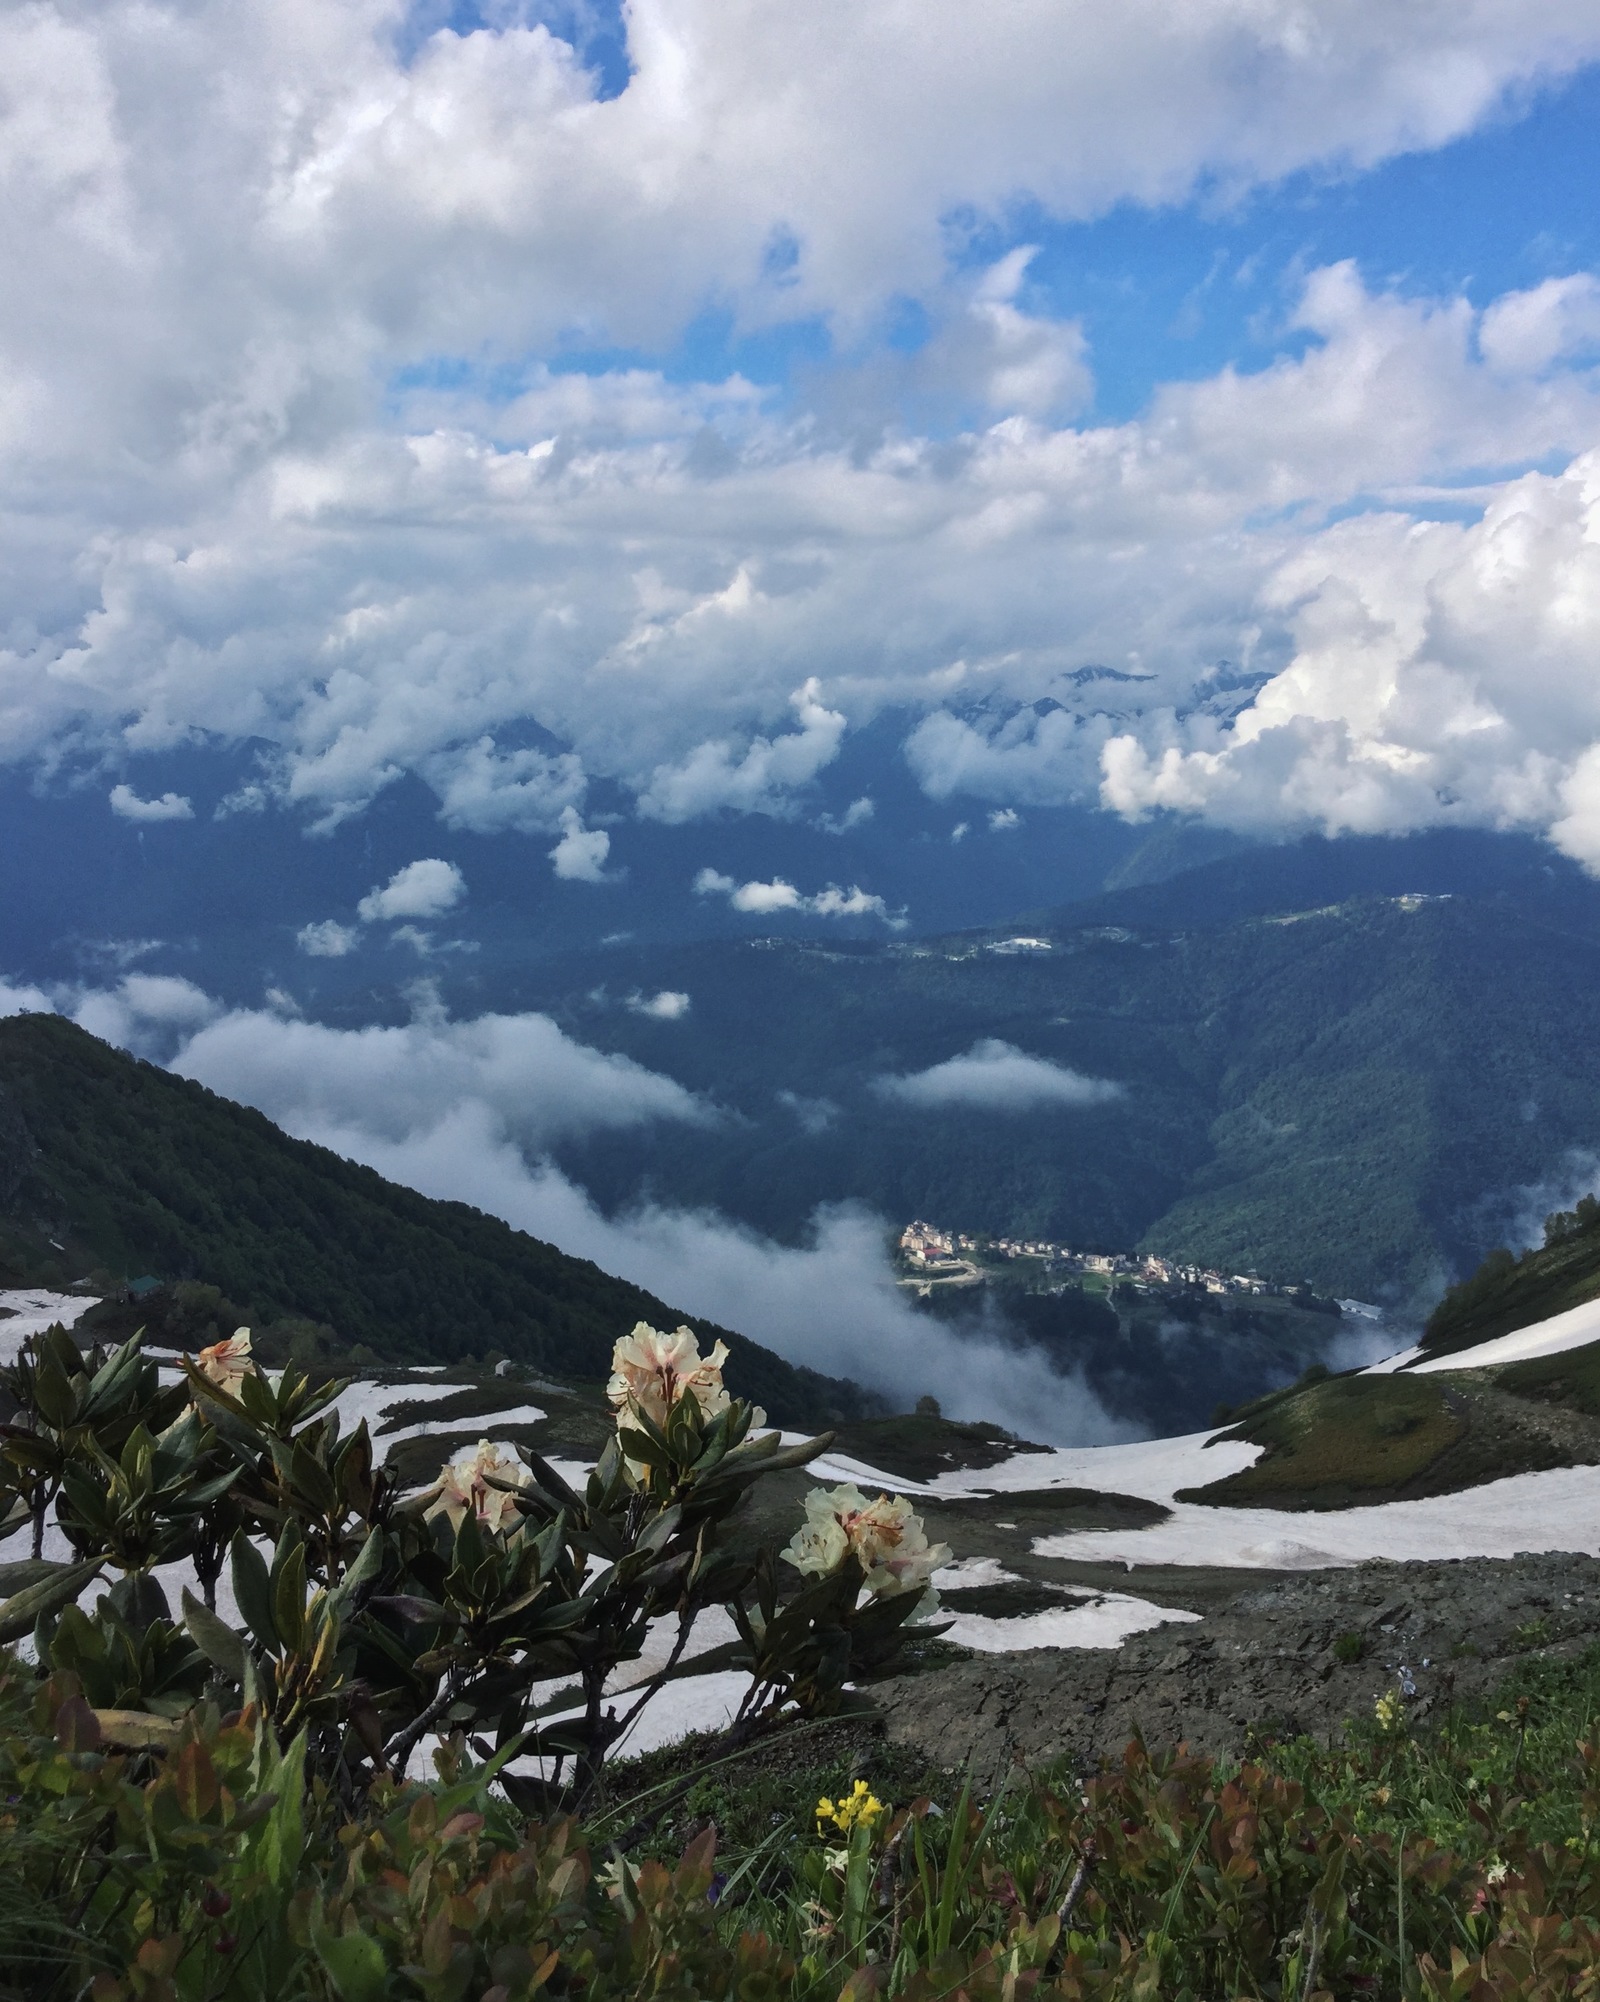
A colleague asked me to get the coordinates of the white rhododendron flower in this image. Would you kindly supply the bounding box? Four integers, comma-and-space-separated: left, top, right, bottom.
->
781, 1483, 951, 1600
425, 1438, 531, 1534
195, 1327, 254, 1395
607, 1321, 754, 1430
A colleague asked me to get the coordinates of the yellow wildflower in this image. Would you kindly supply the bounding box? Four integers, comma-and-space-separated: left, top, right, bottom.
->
816, 1778, 887, 1835
1374, 1689, 1405, 1733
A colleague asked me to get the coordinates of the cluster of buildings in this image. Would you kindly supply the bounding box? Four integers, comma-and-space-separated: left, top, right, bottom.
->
897, 1221, 1285, 1298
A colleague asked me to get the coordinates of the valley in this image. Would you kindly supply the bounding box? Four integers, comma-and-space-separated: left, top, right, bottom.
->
490, 865, 1600, 1311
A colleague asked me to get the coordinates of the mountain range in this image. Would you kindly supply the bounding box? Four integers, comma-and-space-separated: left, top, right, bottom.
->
459, 830, 1600, 1306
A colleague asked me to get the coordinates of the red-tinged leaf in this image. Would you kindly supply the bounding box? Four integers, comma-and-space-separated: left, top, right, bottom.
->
136, 1936, 182, 1978
438, 1810, 483, 1845
420, 1902, 453, 1979
174, 1739, 219, 1822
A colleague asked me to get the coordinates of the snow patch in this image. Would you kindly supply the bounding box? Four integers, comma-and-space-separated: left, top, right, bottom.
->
940, 1591, 1200, 1654
0, 1289, 98, 1363
1033, 1464, 1600, 1570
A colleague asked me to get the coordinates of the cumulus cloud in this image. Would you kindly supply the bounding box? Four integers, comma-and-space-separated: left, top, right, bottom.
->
548, 806, 614, 882
1099, 448, 1600, 862
109, 785, 193, 823
818, 796, 874, 834
875, 1039, 1123, 1112
357, 859, 466, 923
72, 975, 220, 1057
693, 867, 898, 923
626, 989, 691, 1020
638, 679, 847, 823
297, 919, 358, 958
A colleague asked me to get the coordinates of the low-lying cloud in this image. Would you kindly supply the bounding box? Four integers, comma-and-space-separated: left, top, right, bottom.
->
172, 1005, 710, 1154
548, 809, 615, 883
875, 1039, 1123, 1113
693, 868, 899, 924
626, 990, 691, 1020
4, 971, 1126, 1442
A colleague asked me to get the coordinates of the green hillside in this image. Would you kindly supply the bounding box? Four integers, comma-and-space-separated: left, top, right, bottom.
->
0, 1012, 858, 1427
1422, 1197, 1600, 1357
1181, 1338, 1600, 1511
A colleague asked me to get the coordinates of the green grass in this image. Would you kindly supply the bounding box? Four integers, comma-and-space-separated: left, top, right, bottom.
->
1180, 1374, 1469, 1508
1184, 1358, 1600, 1510
1496, 1337, 1600, 1414
1426, 1211, 1600, 1357
9, 1641, 1600, 1999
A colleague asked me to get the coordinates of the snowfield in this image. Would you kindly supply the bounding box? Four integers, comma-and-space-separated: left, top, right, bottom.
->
1030, 1466, 1600, 1571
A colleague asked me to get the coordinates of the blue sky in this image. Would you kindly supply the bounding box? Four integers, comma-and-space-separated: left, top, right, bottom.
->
492, 47, 1600, 430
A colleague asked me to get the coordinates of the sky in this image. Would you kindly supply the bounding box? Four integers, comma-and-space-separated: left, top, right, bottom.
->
6, 1, 1600, 1401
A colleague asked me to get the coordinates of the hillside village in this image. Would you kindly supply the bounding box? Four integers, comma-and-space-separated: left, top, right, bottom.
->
896, 1218, 1321, 1302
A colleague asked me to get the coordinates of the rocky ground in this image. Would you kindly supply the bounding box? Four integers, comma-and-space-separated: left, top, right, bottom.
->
869, 1552, 1600, 1785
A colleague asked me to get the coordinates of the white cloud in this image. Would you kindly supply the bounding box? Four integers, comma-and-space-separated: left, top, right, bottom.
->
638, 679, 847, 823
357, 858, 466, 923
875, 1039, 1123, 1112
627, 989, 691, 1020
297, 918, 358, 957
548, 805, 614, 882
173, 1004, 712, 1151
71, 974, 220, 1056
694, 870, 898, 922
1480, 274, 1600, 375
109, 784, 193, 823
425, 739, 587, 835
988, 806, 1021, 831
818, 795, 874, 834
0, 978, 52, 1018
1, 7, 1600, 857
1099, 448, 1600, 859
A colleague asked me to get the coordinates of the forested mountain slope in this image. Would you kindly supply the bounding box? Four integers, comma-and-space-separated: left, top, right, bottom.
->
490, 873, 1600, 1304
0, 1012, 856, 1426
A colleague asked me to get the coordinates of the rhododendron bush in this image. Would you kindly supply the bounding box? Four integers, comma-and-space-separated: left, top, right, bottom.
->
0, 1314, 945, 1812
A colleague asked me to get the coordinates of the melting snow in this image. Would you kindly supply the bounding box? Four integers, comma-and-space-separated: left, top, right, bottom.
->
928, 1429, 1263, 1505
939, 1591, 1200, 1653
933, 1556, 1023, 1589
0, 1289, 98, 1363
1408, 1294, 1600, 1374
1031, 1465, 1600, 1570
